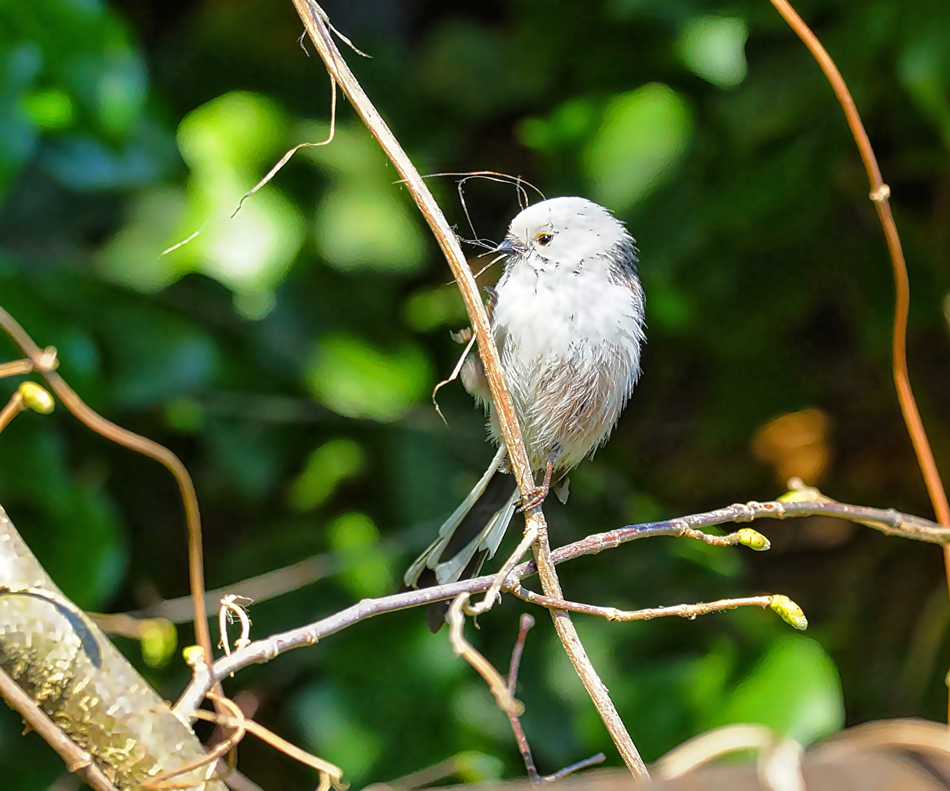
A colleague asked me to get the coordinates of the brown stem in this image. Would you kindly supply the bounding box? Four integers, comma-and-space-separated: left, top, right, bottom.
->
0, 307, 215, 682
0, 359, 35, 379
768, 0, 950, 716
506, 614, 540, 781
0, 390, 23, 434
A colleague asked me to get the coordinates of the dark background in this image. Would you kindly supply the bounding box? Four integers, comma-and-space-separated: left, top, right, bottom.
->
1, 0, 949, 786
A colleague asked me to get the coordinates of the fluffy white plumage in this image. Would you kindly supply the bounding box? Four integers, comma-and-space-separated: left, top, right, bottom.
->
487, 197, 645, 471
405, 197, 646, 610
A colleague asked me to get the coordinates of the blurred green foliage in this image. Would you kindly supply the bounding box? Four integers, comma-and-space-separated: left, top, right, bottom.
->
1, 0, 949, 787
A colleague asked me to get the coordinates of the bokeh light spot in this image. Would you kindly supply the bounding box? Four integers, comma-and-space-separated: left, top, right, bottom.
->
306, 333, 430, 422
316, 185, 426, 273
678, 16, 749, 88
585, 83, 692, 210
290, 438, 366, 512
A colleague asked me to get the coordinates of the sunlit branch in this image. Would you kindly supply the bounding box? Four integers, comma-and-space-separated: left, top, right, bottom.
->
175, 495, 942, 714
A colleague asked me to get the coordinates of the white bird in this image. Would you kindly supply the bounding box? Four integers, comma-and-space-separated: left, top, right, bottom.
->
404, 197, 646, 629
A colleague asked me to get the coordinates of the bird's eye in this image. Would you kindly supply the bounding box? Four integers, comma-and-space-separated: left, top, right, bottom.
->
536, 233, 553, 246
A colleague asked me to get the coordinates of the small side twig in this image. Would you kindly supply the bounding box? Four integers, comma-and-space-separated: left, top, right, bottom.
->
0, 358, 35, 379
509, 588, 807, 630
431, 329, 477, 426
233, 71, 338, 217
504, 614, 607, 784
546, 755, 609, 782
447, 593, 523, 717
507, 614, 540, 780
507, 614, 534, 697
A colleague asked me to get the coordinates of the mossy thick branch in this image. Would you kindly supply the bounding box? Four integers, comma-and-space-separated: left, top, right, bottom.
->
0, 506, 226, 791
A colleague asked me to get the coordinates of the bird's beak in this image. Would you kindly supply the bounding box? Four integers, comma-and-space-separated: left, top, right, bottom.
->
494, 237, 523, 255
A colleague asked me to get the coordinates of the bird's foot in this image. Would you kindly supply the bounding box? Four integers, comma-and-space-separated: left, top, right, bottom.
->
516, 455, 558, 513
517, 484, 550, 512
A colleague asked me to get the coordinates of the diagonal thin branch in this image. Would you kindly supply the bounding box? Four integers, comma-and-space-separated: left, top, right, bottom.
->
502, 614, 607, 784
288, 0, 647, 777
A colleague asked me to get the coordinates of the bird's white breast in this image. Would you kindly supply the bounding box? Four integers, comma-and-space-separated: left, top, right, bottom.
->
490, 252, 644, 469
493, 253, 641, 366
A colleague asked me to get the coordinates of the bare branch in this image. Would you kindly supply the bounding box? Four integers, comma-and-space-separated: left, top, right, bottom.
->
447, 594, 523, 717
175, 494, 939, 714
508, 589, 798, 626
127, 554, 332, 623
0, 358, 35, 379
505, 614, 539, 780
769, 0, 950, 718
502, 615, 607, 784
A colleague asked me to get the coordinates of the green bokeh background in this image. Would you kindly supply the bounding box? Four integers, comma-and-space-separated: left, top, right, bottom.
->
1, 0, 949, 786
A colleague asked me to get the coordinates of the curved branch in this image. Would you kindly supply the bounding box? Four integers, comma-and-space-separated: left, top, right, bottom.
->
768, 1, 948, 528
0, 307, 215, 678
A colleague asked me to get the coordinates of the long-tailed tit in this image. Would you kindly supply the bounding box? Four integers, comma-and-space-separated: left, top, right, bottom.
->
405, 197, 646, 629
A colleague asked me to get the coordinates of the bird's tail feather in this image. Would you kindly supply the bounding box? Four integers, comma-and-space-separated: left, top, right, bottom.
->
404, 445, 518, 590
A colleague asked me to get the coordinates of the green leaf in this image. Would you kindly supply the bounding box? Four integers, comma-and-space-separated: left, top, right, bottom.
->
289, 438, 366, 512
328, 512, 394, 598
